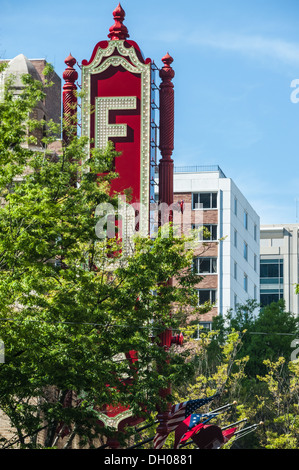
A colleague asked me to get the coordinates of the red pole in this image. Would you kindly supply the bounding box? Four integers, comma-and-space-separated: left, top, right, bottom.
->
156, 52, 176, 437
158, 52, 175, 222
62, 53, 78, 144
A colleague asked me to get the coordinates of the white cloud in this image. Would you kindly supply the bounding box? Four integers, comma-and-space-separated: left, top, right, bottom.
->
185, 31, 299, 67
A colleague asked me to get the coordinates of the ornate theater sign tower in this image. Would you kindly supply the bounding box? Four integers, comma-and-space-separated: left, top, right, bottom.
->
81, 4, 154, 236
62, 3, 176, 447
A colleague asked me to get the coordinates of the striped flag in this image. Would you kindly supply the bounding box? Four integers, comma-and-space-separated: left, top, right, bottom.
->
174, 412, 217, 449
179, 421, 204, 446
184, 425, 237, 449
222, 427, 237, 444
153, 394, 219, 449
191, 424, 224, 449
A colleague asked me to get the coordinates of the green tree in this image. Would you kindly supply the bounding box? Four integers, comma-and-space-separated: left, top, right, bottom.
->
256, 357, 299, 449
211, 300, 299, 377
130, 328, 251, 450
0, 66, 201, 448
246, 301, 298, 376
207, 300, 299, 448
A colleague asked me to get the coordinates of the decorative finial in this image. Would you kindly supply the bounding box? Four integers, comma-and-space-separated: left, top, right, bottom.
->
62, 53, 78, 144
108, 3, 129, 40
159, 52, 175, 84
64, 53, 77, 69
63, 53, 78, 91
161, 52, 173, 67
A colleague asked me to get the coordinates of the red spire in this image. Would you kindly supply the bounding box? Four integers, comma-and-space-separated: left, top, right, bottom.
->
62, 53, 78, 144
64, 53, 76, 69
161, 52, 174, 67
108, 3, 129, 40
63, 53, 78, 82
160, 52, 175, 82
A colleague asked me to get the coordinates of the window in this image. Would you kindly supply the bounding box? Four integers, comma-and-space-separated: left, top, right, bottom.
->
244, 211, 248, 230
203, 224, 217, 241
234, 294, 238, 310
197, 289, 217, 305
234, 229, 237, 248
193, 257, 217, 274
234, 197, 237, 215
234, 261, 237, 280
192, 192, 217, 209
254, 254, 257, 272
244, 274, 248, 292
260, 260, 284, 307
192, 224, 217, 241
254, 284, 257, 300
254, 224, 257, 241
260, 289, 283, 307
243, 242, 248, 260
260, 259, 283, 284
200, 322, 212, 331
193, 322, 212, 340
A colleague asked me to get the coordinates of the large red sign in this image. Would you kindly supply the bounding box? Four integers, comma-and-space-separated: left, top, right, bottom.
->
79, 5, 154, 436
81, 29, 153, 234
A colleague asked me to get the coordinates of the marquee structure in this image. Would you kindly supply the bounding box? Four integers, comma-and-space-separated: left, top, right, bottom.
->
62, 4, 178, 447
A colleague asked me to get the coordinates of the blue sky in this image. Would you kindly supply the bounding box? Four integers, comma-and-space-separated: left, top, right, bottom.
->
1, 0, 299, 225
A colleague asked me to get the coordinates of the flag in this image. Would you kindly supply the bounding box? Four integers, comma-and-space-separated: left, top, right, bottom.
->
191, 424, 224, 449
222, 427, 237, 444
174, 414, 205, 449
179, 421, 204, 445
153, 394, 219, 449
185, 425, 238, 449
174, 412, 218, 449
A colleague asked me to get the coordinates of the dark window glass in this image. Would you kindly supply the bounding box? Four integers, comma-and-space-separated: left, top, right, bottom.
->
212, 225, 217, 240
260, 287, 283, 306
244, 242, 248, 260
211, 258, 217, 273
192, 224, 218, 241
199, 290, 210, 304
260, 293, 280, 306
212, 193, 217, 208
244, 211, 248, 229
200, 193, 211, 208
194, 257, 217, 274
204, 224, 217, 240
260, 260, 283, 278
244, 274, 248, 292
199, 322, 212, 331
192, 193, 218, 209
199, 258, 210, 273
198, 290, 216, 305
193, 193, 199, 208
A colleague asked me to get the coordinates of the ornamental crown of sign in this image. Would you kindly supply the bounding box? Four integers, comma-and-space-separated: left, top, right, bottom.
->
108, 3, 129, 41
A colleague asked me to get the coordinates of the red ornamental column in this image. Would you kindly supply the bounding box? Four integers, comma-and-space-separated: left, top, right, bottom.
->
62, 54, 78, 144
156, 53, 176, 437
158, 52, 175, 222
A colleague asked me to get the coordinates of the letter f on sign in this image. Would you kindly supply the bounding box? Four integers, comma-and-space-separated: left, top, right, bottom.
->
95, 96, 137, 150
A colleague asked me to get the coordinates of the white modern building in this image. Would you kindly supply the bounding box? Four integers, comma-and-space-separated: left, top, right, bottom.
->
260, 224, 299, 316
170, 166, 260, 327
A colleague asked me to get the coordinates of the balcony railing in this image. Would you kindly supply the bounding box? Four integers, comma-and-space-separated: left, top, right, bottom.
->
174, 165, 226, 178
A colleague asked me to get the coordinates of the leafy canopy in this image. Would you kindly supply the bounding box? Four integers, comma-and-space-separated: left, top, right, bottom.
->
0, 67, 200, 448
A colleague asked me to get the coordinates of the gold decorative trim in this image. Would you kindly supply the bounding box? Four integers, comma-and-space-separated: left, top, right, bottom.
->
81, 41, 151, 235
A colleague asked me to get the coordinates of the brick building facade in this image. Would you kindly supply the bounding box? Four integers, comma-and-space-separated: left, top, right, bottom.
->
0, 54, 61, 148
166, 166, 260, 329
